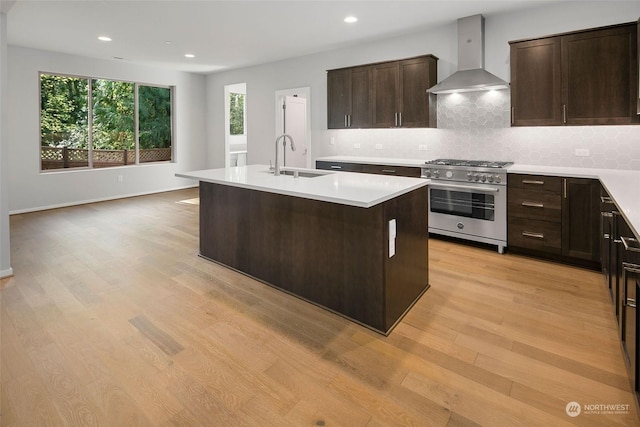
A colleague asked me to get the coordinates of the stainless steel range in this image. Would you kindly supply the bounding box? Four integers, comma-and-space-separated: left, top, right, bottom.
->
421, 159, 513, 253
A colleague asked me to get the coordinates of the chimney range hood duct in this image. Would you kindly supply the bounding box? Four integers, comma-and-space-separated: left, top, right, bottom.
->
427, 14, 509, 94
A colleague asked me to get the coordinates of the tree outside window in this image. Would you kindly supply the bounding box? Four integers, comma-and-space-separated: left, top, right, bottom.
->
229, 92, 245, 135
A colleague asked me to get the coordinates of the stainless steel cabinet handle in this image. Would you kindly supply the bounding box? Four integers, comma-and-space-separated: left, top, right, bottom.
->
522, 231, 544, 239
621, 236, 640, 253
522, 202, 544, 208
394, 112, 398, 127
601, 196, 613, 204
627, 298, 637, 309
348, 115, 351, 127
601, 212, 613, 218
344, 115, 348, 128
511, 107, 515, 124
623, 262, 640, 274
563, 104, 567, 124
399, 112, 402, 127
382, 169, 396, 174
563, 178, 567, 199
522, 180, 544, 185
330, 165, 342, 169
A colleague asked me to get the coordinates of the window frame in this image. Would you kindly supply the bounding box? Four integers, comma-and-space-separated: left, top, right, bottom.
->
38, 71, 175, 173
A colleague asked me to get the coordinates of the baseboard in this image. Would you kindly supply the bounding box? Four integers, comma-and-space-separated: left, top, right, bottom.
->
9, 184, 198, 215
1, 267, 14, 279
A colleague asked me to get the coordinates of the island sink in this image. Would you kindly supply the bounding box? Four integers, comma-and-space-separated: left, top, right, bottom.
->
261, 168, 331, 178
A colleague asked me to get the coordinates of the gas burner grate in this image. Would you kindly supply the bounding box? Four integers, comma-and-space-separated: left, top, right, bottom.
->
425, 159, 513, 168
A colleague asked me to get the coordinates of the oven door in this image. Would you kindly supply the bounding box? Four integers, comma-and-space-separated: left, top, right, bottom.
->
428, 182, 507, 246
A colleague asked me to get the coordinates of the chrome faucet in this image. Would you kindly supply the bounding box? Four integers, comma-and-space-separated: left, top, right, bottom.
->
274, 134, 295, 176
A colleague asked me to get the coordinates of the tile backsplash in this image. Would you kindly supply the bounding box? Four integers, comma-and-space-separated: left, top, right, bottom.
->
323, 89, 640, 170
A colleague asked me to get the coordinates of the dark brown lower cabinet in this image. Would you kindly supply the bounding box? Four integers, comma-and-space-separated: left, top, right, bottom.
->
198, 181, 429, 334
507, 174, 600, 269
316, 160, 422, 178
315, 160, 364, 172
561, 178, 601, 262
620, 232, 640, 405
604, 203, 640, 410
600, 188, 616, 300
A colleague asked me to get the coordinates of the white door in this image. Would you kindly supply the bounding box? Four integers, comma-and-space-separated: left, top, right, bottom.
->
276, 88, 310, 168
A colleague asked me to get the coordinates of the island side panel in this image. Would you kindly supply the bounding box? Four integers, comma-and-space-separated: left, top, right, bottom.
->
342, 203, 386, 330
383, 187, 429, 331
200, 182, 251, 272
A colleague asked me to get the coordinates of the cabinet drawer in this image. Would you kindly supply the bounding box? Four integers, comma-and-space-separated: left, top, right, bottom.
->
508, 174, 562, 192
316, 161, 363, 173
508, 188, 561, 221
508, 217, 562, 253
362, 164, 421, 177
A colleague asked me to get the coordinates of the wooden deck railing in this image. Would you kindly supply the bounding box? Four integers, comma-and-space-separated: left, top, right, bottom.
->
41, 147, 172, 170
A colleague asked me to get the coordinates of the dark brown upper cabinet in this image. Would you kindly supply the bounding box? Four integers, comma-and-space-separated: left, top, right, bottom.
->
327, 66, 373, 129
327, 54, 438, 129
510, 22, 639, 126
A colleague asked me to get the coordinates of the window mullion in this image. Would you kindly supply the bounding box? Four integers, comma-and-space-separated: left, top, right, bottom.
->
87, 78, 93, 169
134, 83, 140, 165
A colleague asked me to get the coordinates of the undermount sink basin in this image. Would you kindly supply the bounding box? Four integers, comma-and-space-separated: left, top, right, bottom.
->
280, 170, 326, 178
262, 169, 330, 178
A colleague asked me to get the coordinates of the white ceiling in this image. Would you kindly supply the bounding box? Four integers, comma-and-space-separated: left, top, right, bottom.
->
5, 0, 559, 74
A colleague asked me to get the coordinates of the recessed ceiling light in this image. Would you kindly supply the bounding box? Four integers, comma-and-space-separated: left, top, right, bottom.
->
98, 36, 112, 42
184, 54, 195, 58
344, 16, 358, 24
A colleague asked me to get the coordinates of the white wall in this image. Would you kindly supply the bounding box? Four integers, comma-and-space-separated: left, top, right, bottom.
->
1, 13, 12, 277
205, 1, 640, 170
7, 46, 208, 213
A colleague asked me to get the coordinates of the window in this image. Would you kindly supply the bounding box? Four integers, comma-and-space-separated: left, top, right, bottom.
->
229, 92, 245, 135
40, 73, 173, 171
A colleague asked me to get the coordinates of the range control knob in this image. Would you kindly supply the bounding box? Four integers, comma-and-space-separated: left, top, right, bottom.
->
473, 174, 480, 181
467, 172, 473, 181
445, 170, 454, 179
494, 175, 502, 183
480, 174, 487, 182
423, 169, 431, 177
487, 175, 494, 183
432, 170, 440, 178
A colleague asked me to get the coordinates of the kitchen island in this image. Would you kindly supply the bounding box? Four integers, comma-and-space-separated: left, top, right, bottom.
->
176, 165, 429, 334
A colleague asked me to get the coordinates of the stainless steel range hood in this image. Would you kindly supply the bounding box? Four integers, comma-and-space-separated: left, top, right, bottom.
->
427, 14, 509, 94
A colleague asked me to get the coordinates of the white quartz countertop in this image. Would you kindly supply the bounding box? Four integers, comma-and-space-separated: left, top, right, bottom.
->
175, 164, 429, 208
315, 155, 427, 167
509, 164, 640, 239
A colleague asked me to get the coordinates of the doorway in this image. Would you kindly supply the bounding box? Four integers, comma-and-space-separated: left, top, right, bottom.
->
275, 87, 311, 168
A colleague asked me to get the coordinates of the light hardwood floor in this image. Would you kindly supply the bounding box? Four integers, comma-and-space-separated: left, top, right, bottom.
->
1, 188, 638, 426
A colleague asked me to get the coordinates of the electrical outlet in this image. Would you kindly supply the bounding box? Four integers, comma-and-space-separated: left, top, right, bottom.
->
574, 148, 590, 157
375, 144, 383, 150
117, 175, 123, 183
419, 145, 427, 151
330, 137, 335, 146
353, 143, 361, 149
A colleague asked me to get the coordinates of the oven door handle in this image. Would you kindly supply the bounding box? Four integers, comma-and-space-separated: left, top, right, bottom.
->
429, 183, 500, 193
